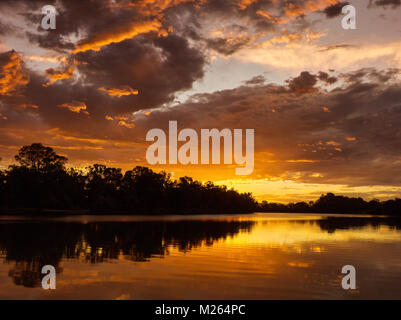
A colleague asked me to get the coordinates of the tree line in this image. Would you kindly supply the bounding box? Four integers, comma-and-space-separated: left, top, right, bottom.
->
0, 143, 257, 214
0, 143, 400, 215
260, 193, 401, 216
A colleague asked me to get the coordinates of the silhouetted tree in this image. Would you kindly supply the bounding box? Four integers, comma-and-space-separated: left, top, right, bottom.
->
4, 144, 82, 209
85, 164, 123, 211
14, 143, 67, 172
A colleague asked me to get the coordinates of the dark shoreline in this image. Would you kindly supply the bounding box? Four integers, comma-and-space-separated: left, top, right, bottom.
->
0, 207, 256, 216
1, 207, 401, 217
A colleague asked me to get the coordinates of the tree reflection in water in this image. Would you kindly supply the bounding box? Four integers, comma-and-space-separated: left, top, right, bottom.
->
1, 216, 400, 288
0, 219, 255, 287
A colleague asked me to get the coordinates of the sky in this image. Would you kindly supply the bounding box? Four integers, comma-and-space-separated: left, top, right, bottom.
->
0, 0, 401, 202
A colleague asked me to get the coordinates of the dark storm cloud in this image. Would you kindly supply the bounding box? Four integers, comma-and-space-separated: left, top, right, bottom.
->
22, 0, 149, 52
287, 71, 318, 93
205, 36, 252, 56
244, 75, 266, 85
323, 1, 349, 18
317, 71, 338, 85
286, 71, 338, 95
340, 68, 400, 84
26, 32, 74, 51
74, 34, 205, 112
369, 0, 401, 8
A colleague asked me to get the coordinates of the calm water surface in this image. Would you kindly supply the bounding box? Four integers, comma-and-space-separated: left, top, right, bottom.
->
0, 213, 400, 299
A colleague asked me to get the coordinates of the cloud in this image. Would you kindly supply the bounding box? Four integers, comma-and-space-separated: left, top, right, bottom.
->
283, 70, 337, 94
0, 50, 29, 96
118, 120, 135, 128
283, 0, 342, 19
323, 1, 349, 18
44, 64, 74, 87
236, 41, 401, 72
287, 71, 318, 93
57, 101, 89, 115
0, 33, 205, 148
99, 86, 139, 98
1, 46, 401, 191
317, 71, 338, 84
72, 20, 163, 53
74, 34, 205, 111
237, 0, 259, 10
132, 68, 401, 186
205, 34, 252, 56
244, 75, 266, 85
369, 0, 401, 8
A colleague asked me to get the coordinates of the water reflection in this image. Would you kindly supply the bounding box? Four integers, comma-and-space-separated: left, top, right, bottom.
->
0, 219, 255, 287
315, 216, 401, 233
0, 214, 400, 299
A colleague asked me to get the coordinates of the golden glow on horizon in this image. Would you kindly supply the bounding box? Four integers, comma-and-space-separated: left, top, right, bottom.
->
215, 179, 401, 203
225, 217, 401, 246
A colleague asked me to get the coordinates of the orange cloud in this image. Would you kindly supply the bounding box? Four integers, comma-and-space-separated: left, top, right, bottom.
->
58, 101, 89, 115
44, 65, 74, 87
118, 120, 135, 128
114, 115, 129, 120
104, 114, 135, 128
257, 10, 289, 25
284, 0, 339, 19
13, 103, 39, 110
326, 141, 341, 146
268, 32, 302, 44
130, 0, 197, 15
73, 20, 162, 53
0, 51, 29, 96
99, 86, 139, 97
237, 0, 258, 10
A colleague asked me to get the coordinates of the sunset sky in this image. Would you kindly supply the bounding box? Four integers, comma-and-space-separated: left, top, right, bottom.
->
0, 0, 401, 202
